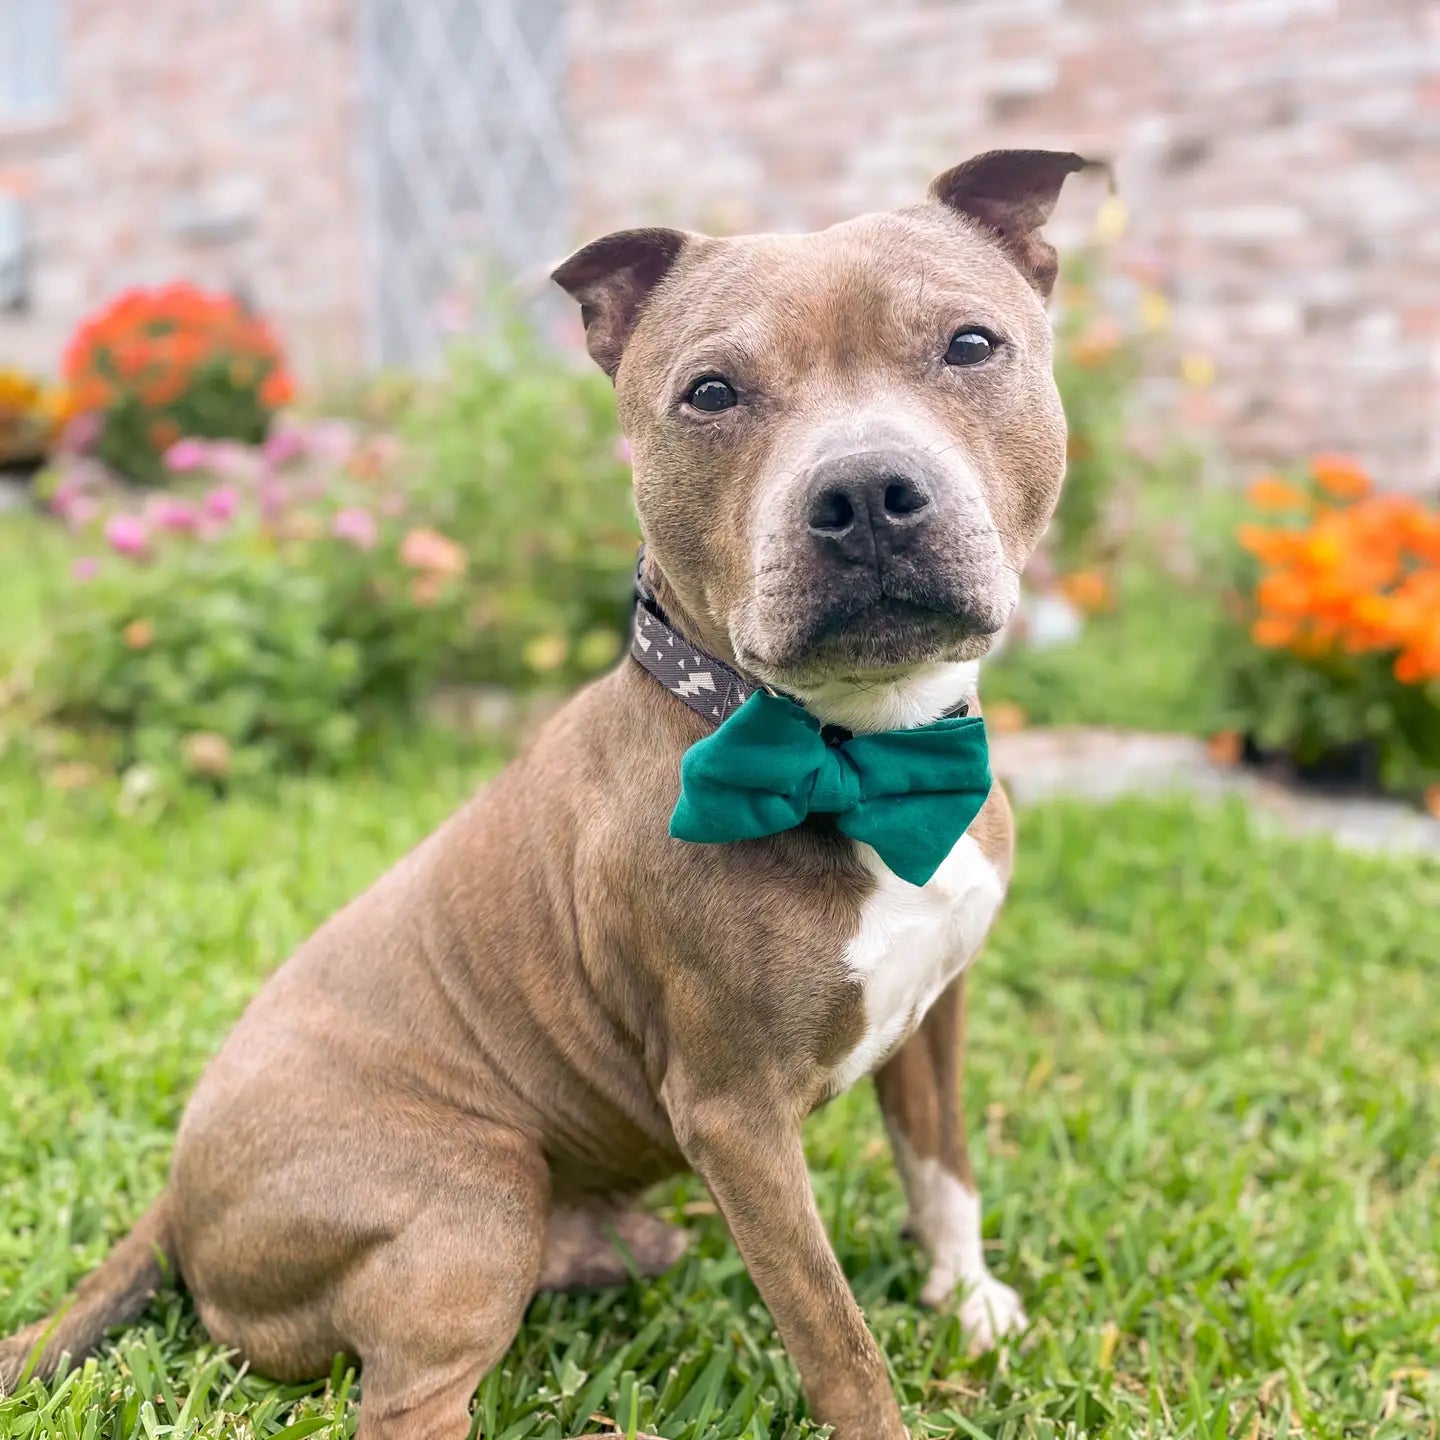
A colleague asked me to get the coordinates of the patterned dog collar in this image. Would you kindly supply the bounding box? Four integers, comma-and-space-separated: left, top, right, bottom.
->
630, 552, 757, 726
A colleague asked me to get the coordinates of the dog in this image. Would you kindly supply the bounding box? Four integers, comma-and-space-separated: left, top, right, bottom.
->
2, 149, 1095, 1440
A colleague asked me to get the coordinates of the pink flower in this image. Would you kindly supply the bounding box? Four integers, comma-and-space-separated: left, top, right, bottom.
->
65, 496, 99, 529
49, 465, 107, 529
72, 556, 99, 582
58, 412, 102, 455
49, 475, 82, 517
104, 513, 150, 559
612, 436, 632, 464
257, 479, 288, 521
205, 442, 260, 480
331, 507, 378, 550
164, 438, 210, 473
152, 498, 201, 533
307, 421, 356, 465
203, 486, 240, 522
368, 434, 400, 470
399, 527, 467, 576
262, 427, 306, 467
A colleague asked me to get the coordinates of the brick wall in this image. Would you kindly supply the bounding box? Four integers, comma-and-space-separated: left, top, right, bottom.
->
0, 0, 367, 381
3, 0, 1437, 490
568, 0, 1440, 489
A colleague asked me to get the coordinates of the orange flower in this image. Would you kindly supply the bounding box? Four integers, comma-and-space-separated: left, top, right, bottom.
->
1310, 454, 1371, 501
1251, 616, 1299, 649
260, 369, 296, 408
1246, 474, 1308, 512
64, 283, 293, 403
410, 573, 444, 607
1255, 571, 1310, 616
1238, 461, 1440, 683
1394, 652, 1427, 685
1238, 523, 1292, 564
1060, 569, 1114, 614
1069, 317, 1123, 368
1303, 529, 1347, 569
112, 339, 153, 379
400, 527, 467, 576
123, 618, 155, 649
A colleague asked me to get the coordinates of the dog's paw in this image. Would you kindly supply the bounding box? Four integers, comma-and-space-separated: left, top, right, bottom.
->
955, 1273, 1028, 1355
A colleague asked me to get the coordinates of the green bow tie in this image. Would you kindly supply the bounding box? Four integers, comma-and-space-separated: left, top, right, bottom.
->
668, 690, 991, 886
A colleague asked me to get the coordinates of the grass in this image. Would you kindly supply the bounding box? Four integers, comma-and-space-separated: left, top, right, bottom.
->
2, 740, 1438, 1440
0, 509, 70, 672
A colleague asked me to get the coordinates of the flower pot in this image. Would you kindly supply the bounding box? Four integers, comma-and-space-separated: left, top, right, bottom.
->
1242, 733, 1383, 793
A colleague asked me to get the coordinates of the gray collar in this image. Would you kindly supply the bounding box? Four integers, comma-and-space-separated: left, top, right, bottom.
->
630, 554, 756, 726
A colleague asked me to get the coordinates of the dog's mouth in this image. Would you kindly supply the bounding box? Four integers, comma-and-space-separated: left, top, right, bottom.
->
739, 584, 1009, 689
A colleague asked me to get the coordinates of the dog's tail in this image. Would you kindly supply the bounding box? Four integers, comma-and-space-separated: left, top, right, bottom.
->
0, 1191, 176, 1394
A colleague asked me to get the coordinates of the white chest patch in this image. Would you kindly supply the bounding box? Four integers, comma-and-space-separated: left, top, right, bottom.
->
828, 834, 1006, 1094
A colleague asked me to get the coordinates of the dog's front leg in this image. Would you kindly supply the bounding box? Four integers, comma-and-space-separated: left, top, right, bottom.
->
667, 1087, 908, 1440
874, 975, 1028, 1354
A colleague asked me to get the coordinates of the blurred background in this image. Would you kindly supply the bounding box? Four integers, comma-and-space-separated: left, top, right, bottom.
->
0, 0, 1437, 801
4, 1, 1437, 477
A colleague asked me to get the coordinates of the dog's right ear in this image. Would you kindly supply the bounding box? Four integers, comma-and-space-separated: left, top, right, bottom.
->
552, 228, 690, 379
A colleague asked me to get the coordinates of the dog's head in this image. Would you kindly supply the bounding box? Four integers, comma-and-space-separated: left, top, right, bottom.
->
556, 151, 1098, 722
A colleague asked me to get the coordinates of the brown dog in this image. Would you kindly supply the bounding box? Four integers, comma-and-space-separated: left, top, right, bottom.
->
2, 150, 1095, 1440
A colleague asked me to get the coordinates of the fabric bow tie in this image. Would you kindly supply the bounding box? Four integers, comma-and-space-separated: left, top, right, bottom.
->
669, 689, 991, 887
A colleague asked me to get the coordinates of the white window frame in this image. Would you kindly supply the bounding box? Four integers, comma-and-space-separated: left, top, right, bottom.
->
0, 0, 65, 124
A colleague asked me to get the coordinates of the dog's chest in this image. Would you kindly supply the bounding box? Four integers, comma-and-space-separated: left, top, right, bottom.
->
827, 834, 1006, 1093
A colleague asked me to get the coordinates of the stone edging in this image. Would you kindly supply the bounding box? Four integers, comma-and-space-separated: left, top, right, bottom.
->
990, 728, 1440, 858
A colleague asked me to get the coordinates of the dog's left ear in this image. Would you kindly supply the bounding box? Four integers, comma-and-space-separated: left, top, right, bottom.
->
552, 227, 691, 379
929, 150, 1109, 299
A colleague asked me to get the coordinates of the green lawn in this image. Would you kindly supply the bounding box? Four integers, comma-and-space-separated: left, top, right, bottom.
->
2, 744, 1437, 1440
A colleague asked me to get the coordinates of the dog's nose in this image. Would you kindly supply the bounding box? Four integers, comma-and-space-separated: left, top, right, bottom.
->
805, 452, 934, 563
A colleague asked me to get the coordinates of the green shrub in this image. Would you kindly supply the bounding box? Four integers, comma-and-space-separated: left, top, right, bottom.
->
1050, 252, 1146, 567
403, 324, 636, 687
23, 313, 641, 787
29, 431, 472, 784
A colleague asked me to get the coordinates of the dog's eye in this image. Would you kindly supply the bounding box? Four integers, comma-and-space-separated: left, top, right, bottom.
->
686, 376, 738, 413
945, 330, 996, 366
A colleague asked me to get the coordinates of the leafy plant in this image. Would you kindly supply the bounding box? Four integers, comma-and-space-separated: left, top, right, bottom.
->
29, 429, 472, 784
25, 306, 643, 789
1220, 456, 1440, 794
1050, 250, 1148, 567
64, 284, 295, 485
403, 321, 636, 688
